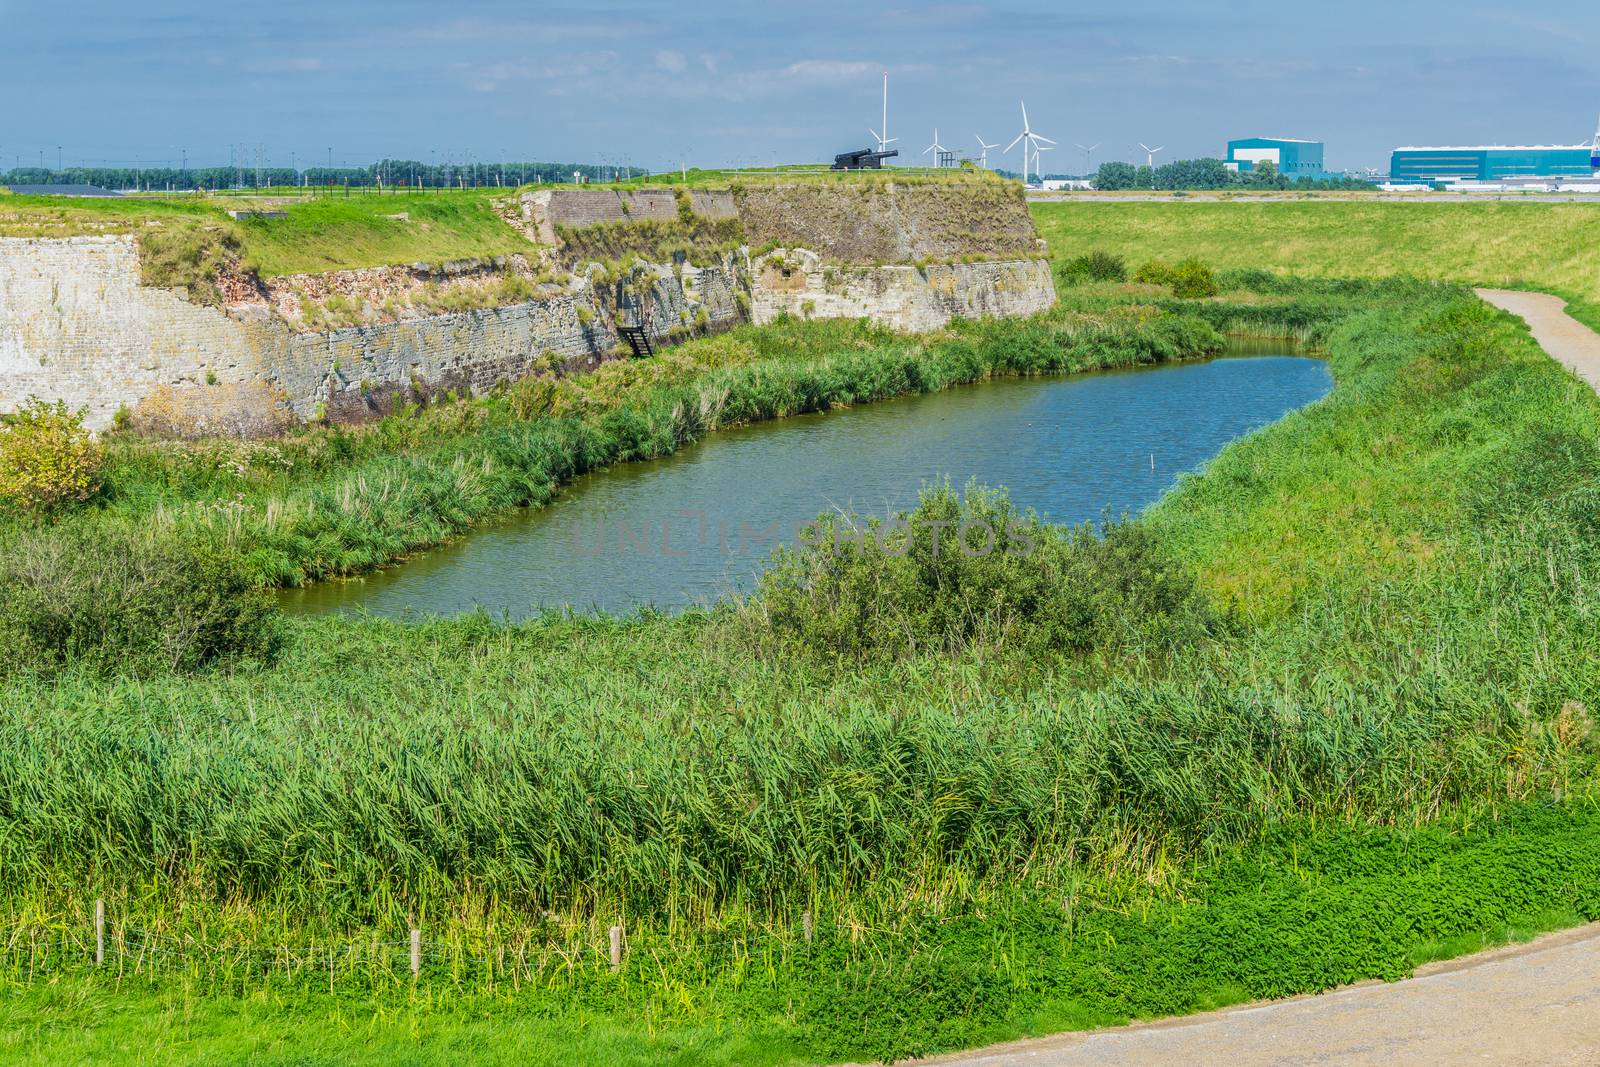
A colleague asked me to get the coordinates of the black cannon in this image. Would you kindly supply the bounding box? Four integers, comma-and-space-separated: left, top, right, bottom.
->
832, 147, 899, 171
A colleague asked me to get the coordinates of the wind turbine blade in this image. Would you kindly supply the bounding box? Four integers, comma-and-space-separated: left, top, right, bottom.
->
1005, 133, 1025, 152
1031, 134, 1057, 146
1020, 101, 1030, 130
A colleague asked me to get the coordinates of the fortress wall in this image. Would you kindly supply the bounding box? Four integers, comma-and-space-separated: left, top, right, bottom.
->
0, 236, 744, 432
750, 251, 1058, 332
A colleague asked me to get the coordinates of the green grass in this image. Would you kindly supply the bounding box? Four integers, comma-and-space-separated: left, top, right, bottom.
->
3, 808, 1597, 1064
0, 190, 535, 278
5, 265, 1600, 1060
1032, 200, 1600, 323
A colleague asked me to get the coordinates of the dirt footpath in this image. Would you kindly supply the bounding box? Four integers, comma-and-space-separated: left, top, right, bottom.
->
904, 924, 1600, 1067
1476, 289, 1600, 395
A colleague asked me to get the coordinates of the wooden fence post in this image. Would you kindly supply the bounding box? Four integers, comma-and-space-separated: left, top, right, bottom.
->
410, 928, 421, 977
609, 925, 623, 971
94, 899, 105, 966
802, 910, 813, 945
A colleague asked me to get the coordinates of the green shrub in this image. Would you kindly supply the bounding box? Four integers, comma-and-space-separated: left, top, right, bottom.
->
1132, 259, 1175, 286
1169, 258, 1220, 298
1058, 249, 1128, 285
0, 525, 278, 676
752, 482, 1214, 659
0, 397, 103, 516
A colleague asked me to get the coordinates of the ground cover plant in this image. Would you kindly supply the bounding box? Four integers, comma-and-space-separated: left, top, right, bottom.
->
1, 272, 1599, 1062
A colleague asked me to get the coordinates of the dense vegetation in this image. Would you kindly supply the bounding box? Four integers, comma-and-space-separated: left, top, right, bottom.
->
2, 266, 1599, 1062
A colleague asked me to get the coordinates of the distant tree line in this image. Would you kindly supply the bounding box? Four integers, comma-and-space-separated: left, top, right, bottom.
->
1092, 157, 1373, 192
0, 159, 632, 192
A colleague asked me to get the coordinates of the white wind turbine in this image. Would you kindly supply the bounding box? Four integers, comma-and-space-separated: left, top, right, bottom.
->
869, 71, 896, 154
1139, 142, 1165, 168
1031, 143, 1055, 178
1075, 142, 1101, 175
1004, 100, 1055, 185
975, 134, 999, 169
924, 128, 949, 168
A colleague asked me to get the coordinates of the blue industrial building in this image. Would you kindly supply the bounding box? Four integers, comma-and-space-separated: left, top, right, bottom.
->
1388, 145, 1597, 183
1225, 138, 1326, 179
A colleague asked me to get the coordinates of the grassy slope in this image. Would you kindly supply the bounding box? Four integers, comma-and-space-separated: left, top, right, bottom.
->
5, 282, 1600, 1061
1033, 200, 1600, 324
0, 191, 534, 277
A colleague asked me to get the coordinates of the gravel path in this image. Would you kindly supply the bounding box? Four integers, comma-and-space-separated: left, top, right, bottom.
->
900, 924, 1600, 1067
1476, 289, 1600, 395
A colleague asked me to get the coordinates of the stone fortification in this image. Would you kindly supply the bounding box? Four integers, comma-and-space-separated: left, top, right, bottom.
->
0, 235, 744, 432
2, 177, 1055, 435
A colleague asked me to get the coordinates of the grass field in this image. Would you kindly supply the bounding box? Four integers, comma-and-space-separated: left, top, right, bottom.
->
1033, 199, 1600, 322
0, 190, 534, 277
4, 271, 1600, 1061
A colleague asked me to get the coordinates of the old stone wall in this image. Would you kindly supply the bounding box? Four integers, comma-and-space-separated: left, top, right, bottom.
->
734, 180, 1040, 264
0, 236, 746, 432
750, 250, 1056, 332
3, 180, 1057, 436
518, 188, 737, 244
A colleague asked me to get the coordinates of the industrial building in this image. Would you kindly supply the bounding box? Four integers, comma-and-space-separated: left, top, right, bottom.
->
1225, 138, 1326, 179
1388, 145, 1597, 184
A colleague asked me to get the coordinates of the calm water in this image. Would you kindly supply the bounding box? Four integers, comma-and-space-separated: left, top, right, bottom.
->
281, 346, 1330, 619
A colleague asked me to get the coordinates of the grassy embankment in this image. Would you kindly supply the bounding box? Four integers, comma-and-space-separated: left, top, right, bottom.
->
3, 271, 1600, 1062
0, 189, 535, 278
1033, 198, 1600, 327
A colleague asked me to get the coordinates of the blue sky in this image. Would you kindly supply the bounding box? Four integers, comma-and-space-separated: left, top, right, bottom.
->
3, 0, 1599, 173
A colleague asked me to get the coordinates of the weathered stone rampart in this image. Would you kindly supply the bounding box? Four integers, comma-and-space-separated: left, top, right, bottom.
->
0, 236, 743, 432
2, 178, 1056, 435
750, 251, 1056, 332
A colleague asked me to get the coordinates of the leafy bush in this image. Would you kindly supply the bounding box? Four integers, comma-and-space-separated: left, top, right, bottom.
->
1057, 249, 1128, 286
752, 482, 1214, 658
1132, 258, 1218, 298
1132, 259, 1175, 286
1169, 257, 1220, 298
0, 525, 277, 676
0, 397, 103, 516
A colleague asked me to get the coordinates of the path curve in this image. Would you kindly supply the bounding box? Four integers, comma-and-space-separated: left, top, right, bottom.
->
900, 923, 1600, 1067
892, 296, 1600, 1066
1476, 288, 1600, 394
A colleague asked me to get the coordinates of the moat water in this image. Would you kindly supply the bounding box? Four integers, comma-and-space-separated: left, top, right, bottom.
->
280, 342, 1330, 619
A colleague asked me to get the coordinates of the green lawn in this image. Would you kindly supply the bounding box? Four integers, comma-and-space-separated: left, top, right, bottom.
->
1033, 199, 1600, 319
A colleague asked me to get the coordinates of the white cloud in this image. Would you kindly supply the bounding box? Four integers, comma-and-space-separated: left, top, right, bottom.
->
783, 59, 873, 82
655, 49, 686, 73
